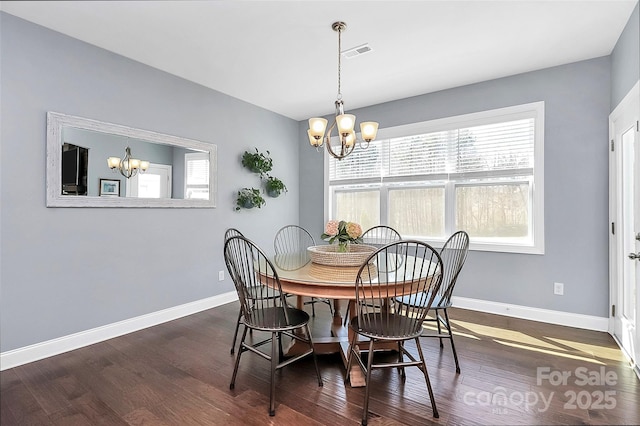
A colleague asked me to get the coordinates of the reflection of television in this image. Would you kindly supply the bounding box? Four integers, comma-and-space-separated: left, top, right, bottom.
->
61, 144, 88, 195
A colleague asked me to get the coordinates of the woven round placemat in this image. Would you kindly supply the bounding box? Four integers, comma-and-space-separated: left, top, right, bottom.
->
308, 262, 378, 283
307, 244, 376, 267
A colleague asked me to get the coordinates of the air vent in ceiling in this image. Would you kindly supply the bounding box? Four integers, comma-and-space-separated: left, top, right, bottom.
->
341, 43, 372, 59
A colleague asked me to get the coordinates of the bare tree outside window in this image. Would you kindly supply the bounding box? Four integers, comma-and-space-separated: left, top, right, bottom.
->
335, 191, 380, 232
456, 184, 529, 238
389, 188, 445, 237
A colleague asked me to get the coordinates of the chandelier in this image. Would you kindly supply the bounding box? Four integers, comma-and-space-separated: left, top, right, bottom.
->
307, 21, 379, 160
107, 146, 149, 179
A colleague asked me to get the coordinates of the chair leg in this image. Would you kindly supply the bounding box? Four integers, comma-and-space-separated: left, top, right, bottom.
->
230, 326, 248, 390
443, 308, 460, 373
344, 332, 357, 384
310, 298, 316, 317
361, 339, 376, 426
435, 309, 444, 348
230, 308, 242, 355
269, 331, 278, 416
325, 298, 334, 316
414, 337, 439, 418
278, 330, 285, 362
397, 341, 405, 378
343, 300, 353, 326
306, 325, 323, 387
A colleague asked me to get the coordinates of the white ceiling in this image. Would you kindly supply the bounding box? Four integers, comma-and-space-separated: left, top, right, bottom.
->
2, 1, 637, 121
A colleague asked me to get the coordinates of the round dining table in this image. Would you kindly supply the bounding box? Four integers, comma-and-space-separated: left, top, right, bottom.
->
269, 251, 430, 387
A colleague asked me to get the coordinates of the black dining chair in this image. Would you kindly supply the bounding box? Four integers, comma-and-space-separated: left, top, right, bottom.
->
395, 230, 469, 373
344, 225, 402, 325
423, 230, 469, 373
225, 228, 283, 355
274, 224, 333, 316
224, 235, 323, 416
345, 240, 444, 425
224, 228, 244, 355
225, 228, 249, 355
360, 225, 402, 248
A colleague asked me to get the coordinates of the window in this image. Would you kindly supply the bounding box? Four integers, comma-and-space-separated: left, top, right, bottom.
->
327, 102, 544, 254
185, 152, 210, 200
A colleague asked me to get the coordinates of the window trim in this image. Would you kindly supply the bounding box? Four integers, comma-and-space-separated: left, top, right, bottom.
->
324, 102, 545, 254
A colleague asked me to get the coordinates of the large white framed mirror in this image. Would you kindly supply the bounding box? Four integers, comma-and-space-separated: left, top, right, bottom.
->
46, 112, 217, 208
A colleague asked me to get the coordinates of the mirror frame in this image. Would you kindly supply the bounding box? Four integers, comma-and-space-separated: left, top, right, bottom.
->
46, 111, 217, 208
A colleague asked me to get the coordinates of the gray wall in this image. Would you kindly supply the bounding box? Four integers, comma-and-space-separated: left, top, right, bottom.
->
301, 57, 612, 318
611, 2, 639, 109
0, 13, 300, 352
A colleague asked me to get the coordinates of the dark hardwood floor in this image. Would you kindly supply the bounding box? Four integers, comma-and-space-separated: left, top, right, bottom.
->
2, 301, 639, 425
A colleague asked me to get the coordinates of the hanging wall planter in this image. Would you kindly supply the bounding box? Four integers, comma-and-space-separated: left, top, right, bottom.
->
235, 188, 266, 211
236, 148, 286, 210
241, 148, 273, 177
265, 176, 288, 198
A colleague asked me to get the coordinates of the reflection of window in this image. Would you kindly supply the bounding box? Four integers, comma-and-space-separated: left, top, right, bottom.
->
327, 102, 544, 254
185, 153, 210, 200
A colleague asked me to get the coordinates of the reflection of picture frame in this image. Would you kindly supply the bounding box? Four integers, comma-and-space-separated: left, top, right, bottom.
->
99, 179, 120, 197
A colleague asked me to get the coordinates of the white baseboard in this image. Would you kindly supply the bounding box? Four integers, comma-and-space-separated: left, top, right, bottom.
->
1, 293, 609, 371
452, 296, 609, 332
0, 291, 238, 371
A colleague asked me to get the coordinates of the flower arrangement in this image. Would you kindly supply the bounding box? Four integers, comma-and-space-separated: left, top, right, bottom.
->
321, 220, 363, 252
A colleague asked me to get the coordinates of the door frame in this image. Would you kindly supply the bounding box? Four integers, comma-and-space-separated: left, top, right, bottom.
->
608, 80, 640, 379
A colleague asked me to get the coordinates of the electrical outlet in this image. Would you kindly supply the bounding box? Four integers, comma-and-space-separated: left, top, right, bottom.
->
218, 270, 225, 281
554, 282, 564, 295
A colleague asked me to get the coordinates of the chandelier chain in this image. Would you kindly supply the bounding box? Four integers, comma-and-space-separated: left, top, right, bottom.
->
337, 25, 342, 100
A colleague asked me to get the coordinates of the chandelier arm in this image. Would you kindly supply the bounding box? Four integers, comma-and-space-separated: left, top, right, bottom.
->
358, 139, 371, 150
122, 147, 132, 179
325, 141, 355, 160
324, 122, 340, 158
324, 122, 356, 160
118, 160, 129, 178
119, 163, 136, 179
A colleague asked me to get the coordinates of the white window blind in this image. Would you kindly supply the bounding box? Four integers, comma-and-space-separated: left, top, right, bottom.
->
330, 118, 534, 183
186, 155, 209, 185
185, 152, 210, 200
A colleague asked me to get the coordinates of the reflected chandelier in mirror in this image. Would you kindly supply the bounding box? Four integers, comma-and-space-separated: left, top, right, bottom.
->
46, 112, 217, 208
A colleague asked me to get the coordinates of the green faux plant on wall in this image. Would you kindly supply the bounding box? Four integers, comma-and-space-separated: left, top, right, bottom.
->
241, 148, 273, 178
265, 176, 288, 198
236, 147, 287, 210
235, 188, 266, 211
